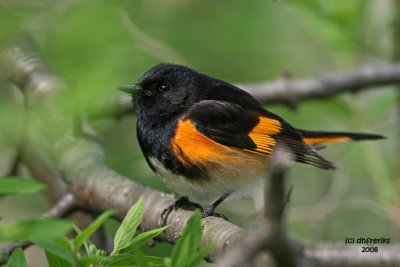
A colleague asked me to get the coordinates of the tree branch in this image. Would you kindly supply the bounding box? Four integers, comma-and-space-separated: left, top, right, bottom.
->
22, 143, 69, 202
32, 137, 400, 266
238, 63, 400, 106
50, 138, 244, 262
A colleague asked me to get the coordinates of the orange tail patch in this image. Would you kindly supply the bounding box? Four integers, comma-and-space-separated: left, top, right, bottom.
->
303, 136, 351, 144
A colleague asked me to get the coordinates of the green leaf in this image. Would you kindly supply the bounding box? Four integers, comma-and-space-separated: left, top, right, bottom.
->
135, 248, 149, 267
33, 239, 75, 265
7, 248, 27, 267
0, 177, 45, 196
121, 225, 169, 253
187, 243, 214, 267
0, 253, 7, 264
0, 218, 72, 242
78, 255, 105, 266
112, 196, 144, 254
74, 210, 115, 249
101, 255, 164, 267
44, 250, 73, 267
164, 257, 172, 267
170, 210, 202, 267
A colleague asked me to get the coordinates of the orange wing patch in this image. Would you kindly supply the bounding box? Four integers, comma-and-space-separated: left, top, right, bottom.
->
245, 116, 281, 155
171, 119, 237, 166
171, 116, 282, 167
303, 136, 350, 144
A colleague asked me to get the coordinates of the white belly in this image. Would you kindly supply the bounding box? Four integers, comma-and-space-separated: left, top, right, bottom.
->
149, 157, 266, 204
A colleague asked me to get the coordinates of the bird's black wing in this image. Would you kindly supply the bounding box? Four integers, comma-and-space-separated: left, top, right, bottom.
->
175, 100, 335, 169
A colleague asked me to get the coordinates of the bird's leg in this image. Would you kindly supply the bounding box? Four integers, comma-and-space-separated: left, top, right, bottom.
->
161, 196, 203, 226
201, 193, 230, 220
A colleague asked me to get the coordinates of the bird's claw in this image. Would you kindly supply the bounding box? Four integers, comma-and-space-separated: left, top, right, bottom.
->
201, 207, 229, 221
161, 196, 203, 226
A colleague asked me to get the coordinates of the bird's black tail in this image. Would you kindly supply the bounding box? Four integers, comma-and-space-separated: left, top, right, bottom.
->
299, 129, 385, 145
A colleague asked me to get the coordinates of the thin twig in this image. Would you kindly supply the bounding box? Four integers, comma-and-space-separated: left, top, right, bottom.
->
264, 146, 293, 220
43, 192, 76, 218
119, 10, 190, 65
264, 147, 309, 267
239, 63, 400, 106
7, 151, 20, 176
217, 147, 310, 267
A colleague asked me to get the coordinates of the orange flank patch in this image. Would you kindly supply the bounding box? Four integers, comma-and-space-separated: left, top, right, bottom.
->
171, 119, 238, 166
303, 136, 351, 144
246, 116, 281, 155
171, 119, 269, 182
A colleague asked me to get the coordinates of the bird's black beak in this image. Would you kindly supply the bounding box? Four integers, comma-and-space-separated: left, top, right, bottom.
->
117, 84, 141, 95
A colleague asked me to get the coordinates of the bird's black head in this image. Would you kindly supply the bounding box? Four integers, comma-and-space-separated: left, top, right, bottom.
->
118, 63, 262, 121
133, 63, 204, 120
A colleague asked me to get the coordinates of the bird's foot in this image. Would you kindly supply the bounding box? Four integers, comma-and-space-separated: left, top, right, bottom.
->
201, 206, 229, 221
200, 193, 230, 221
161, 196, 203, 226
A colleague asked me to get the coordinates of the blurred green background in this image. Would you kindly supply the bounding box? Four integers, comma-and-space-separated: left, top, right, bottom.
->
0, 0, 399, 266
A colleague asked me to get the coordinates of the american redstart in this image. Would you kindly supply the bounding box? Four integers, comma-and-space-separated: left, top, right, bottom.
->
118, 63, 384, 221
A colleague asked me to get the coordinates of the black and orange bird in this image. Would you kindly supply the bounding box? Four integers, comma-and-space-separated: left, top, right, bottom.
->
118, 63, 384, 220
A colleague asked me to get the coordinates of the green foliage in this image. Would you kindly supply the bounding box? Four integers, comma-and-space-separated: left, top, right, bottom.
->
101, 255, 164, 267
166, 211, 213, 267
112, 196, 144, 255
74, 210, 116, 250
134, 249, 149, 267
7, 248, 27, 267
0, 177, 45, 196
44, 250, 72, 267
2, 197, 213, 267
120, 225, 169, 253
0, 218, 72, 242
35, 239, 76, 265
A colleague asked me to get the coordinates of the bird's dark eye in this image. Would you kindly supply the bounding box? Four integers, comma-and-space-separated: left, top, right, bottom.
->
158, 83, 170, 93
